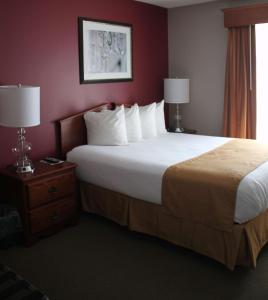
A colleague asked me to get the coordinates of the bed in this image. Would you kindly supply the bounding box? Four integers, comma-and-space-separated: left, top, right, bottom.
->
58, 103, 268, 270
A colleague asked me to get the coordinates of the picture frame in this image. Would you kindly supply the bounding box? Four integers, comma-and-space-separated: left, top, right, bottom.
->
78, 17, 133, 84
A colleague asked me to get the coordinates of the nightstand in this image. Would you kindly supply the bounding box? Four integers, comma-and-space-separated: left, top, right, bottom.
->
0, 161, 78, 245
168, 128, 197, 134
181, 128, 197, 134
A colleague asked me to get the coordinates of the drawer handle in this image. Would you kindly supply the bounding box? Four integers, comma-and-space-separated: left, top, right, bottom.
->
48, 186, 57, 194
50, 212, 60, 221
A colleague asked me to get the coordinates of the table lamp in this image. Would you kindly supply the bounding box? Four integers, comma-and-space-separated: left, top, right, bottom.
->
0, 85, 40, 173
164, 78, 190, 133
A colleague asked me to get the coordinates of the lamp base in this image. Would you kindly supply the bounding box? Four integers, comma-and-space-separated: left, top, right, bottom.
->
174, 127, 185, 133
16, 160, 34, 174
12, 128, 34, 174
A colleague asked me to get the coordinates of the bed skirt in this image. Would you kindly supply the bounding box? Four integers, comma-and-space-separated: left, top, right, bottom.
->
80, 181, 268, 270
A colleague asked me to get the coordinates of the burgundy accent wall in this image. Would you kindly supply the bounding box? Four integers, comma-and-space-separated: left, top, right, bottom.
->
0, 0, 168, 167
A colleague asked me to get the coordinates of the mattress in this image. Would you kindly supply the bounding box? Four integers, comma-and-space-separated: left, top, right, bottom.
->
67, 133, 268, 223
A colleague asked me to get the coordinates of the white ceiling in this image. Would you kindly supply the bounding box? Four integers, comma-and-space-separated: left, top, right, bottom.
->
135, 0, 220, 9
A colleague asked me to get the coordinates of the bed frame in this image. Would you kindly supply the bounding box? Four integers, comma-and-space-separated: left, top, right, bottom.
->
57, 103, 268, 270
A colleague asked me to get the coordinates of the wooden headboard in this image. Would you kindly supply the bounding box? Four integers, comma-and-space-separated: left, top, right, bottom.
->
57, 103, 114, 158
57, 101, 168, 158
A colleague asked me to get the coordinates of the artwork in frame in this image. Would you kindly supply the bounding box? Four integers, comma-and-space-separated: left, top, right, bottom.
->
78, 17, 133, 84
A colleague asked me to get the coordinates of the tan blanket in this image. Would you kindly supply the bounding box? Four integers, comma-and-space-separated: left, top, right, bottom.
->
162, 139, 268, 232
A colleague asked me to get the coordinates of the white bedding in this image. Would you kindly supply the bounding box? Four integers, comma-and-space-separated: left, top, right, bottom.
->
67, 133, 268, 224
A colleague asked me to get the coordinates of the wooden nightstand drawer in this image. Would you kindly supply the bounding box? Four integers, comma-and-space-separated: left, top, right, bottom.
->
30, 196, 76, 234
27, 172, 75, 209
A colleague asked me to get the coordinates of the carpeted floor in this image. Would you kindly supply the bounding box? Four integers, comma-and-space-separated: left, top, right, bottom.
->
1, 213, 268, 300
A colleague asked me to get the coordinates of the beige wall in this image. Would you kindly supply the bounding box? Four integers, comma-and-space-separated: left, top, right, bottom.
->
168, 0, 267, 136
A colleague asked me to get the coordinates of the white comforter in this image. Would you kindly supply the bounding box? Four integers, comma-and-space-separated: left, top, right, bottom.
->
67, 133, 268, 223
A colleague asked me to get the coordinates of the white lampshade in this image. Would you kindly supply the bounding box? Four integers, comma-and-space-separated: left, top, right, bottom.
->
0, 85, 40, 128
164, 78, 190, 104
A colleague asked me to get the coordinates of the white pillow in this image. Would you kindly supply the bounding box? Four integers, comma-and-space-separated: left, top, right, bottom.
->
139, 102, 157, 139
84, 106, 128, 146
156, 100, 167, 134
124, 104, 142, 142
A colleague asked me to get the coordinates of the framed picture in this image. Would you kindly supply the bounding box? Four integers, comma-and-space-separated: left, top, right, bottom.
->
78, 17, 133, 84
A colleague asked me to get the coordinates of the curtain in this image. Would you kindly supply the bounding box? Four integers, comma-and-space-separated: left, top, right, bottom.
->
223, 25, 256, 139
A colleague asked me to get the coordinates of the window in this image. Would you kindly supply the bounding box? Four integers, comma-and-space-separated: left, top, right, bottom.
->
256, 23, 268, 143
